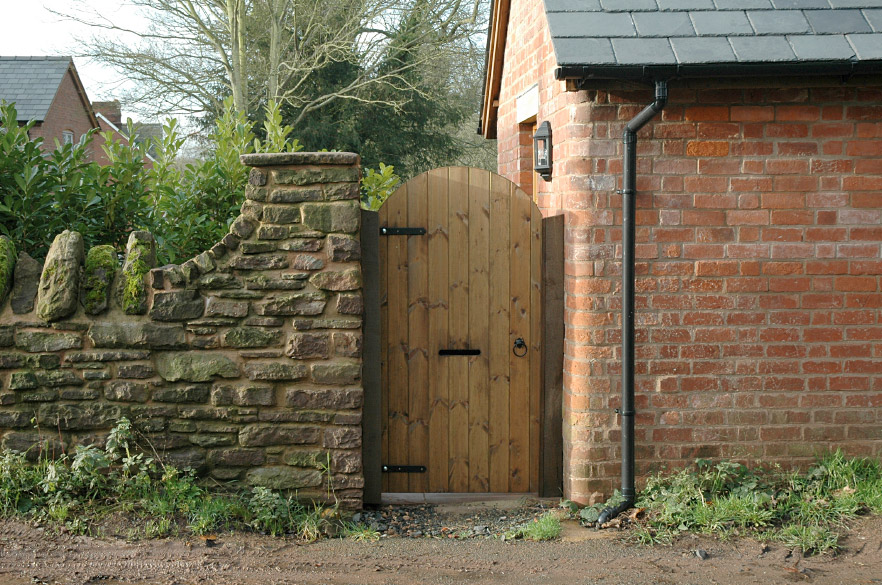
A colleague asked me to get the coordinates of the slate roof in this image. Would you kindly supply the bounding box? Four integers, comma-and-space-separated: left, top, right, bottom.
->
0, 56, 73, 122
547, 0, 882, 80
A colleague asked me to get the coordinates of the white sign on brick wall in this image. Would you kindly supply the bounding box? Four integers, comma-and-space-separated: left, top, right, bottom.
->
516, 84, 539, 123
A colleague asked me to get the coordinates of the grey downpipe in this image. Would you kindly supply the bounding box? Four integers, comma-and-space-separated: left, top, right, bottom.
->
597, 80, 668, 527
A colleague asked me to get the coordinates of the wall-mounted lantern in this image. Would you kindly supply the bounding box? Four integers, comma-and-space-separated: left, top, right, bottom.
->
533, 121, 552, 181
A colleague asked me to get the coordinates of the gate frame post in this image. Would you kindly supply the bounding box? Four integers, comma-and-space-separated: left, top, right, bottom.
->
361, 209, 382, 506
539, 213, 565, 497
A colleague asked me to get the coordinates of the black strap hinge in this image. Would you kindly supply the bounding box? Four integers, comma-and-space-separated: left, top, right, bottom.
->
380, 227, 426, 236
382, 465, 427, 473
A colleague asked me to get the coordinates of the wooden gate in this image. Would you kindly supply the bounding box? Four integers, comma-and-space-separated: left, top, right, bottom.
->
361, 167, 563, 498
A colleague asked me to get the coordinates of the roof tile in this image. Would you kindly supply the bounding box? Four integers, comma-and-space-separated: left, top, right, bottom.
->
0, 56, 71, 122
671, 36, 738, 61
554, 38, 617, 66
690, 10, 755, 35
612, 38, 678, 63
864, 8, 882, 31
804, 9, 872, 33
788, 34, 856, 58
545, 0, 602, 12
547, 11, 636, 37
657, 0, 716, 9
713, 0, 773, 8
542, 1, 882, 75
771, 0, 831, 7
747, 10, 811, 33
847, 33, 882, 58
633, 11, 696, 36
600, 0, 660, 10
730, 35, 798, 60
829, 0, 878, 7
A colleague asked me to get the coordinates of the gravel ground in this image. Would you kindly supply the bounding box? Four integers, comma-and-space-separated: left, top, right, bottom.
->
355, 498, 557, 539
1, 506, 881, 585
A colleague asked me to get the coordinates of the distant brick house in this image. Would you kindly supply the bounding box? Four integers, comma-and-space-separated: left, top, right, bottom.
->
0, 56, 101, 158
481, 1, 882, 504
93, 100, 158, 167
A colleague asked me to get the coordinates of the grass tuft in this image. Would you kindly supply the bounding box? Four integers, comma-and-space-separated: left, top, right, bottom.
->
631, 451, 882, 555
505, 512, 562, 541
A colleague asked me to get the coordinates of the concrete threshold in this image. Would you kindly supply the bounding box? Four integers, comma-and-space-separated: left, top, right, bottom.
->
381, 492, 543, 505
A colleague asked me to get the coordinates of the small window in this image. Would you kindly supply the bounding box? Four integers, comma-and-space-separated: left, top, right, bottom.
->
62, 130, 74, 145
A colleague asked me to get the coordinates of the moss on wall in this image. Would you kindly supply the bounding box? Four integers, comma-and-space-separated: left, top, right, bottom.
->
0, 236, 16, 303
82, 245, 118, 315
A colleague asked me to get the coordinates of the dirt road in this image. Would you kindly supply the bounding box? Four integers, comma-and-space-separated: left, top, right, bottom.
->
1, 516, 880, 585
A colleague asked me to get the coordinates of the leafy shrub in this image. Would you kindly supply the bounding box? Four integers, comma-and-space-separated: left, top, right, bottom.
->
0, 98, 301, 264
361, 162, 400, 210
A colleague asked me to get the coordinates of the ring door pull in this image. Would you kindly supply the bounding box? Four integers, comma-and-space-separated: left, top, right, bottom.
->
513, 337, 527, 358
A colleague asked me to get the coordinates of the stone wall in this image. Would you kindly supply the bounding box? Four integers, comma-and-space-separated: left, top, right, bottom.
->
0, 152, 365, 508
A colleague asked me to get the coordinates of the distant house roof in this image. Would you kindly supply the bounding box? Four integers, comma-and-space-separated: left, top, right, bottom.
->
547, 1, 882, 80
0, 56, 98, 127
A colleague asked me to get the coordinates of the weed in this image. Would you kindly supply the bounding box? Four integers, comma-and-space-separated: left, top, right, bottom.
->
0, 418, 353, 543
632, 451, 882, 555
505, 512, 562, 541
342, 521, 381, 542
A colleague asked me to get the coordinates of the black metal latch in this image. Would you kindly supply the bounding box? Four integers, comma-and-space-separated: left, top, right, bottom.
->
439, 349, 481, 356
382, 465, 427, 473
380, 227, 426, 236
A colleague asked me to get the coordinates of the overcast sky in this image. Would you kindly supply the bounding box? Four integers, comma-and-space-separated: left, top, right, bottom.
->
1, 1, 143, 118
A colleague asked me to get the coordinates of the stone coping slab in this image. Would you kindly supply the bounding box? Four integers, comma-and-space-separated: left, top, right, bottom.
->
241, 152, 360, 166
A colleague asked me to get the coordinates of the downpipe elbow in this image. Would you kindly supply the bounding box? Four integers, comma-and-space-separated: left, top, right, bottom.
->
595, 496, 635, 528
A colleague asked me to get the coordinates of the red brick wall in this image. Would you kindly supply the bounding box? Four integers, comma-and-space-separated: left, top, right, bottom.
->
495, 2, 882, 505
28, 68, 97, 161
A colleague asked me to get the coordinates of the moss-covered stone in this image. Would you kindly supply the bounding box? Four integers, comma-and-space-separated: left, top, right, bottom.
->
222, 327, 282, 348
155, 352, 239, 382
153, 384, 210, 403
0, 235, 16, 303
246, 466, 323, 489
300, 201, 360, 234
14, 330, 83, 352
0, 325, 12, 347
244, 362, 308, 381
82, 245, 118, 315
284, 450, 325, 468
11, 252, 41, 314
309, 268, 361, 291
239, 424, 320, 447
254, 293, 327, 316
8, 371, 38, 390
118, 231, 155, 315
149, 290, 204, 321
271, 166, 359, 186
88, 322, 187, 349
36, 230, 84, 321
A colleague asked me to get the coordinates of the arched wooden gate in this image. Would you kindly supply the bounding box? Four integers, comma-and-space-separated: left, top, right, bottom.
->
361, 167, 563, 500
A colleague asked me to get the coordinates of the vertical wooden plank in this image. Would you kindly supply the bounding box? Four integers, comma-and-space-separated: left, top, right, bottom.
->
488, 173, 511, 492
468, 168, 491, 492
379, 202, 390, 494
407, 173, 430, 493
529, 205, 543, 493
385, 186, 409, 493
509, 188, 532, 492
361, 210, 382, 505
427, 168, 450, 492
448, 167, 470, 492
540, 214, 565, 497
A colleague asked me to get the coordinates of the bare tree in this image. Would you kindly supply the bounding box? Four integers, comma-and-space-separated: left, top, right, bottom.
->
54, 0, 486, 122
